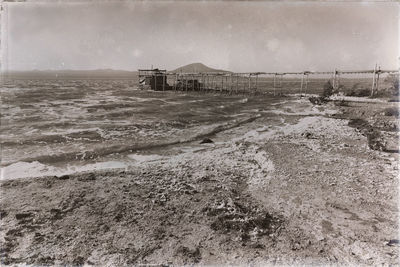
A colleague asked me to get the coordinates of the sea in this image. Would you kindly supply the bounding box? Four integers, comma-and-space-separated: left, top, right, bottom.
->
1, 78, 287, 180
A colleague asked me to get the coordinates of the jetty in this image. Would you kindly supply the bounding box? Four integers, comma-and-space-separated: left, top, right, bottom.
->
139, 66, 399, 96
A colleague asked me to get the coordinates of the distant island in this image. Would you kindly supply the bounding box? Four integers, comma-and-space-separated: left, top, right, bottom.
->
3, 63, 231, 79
2, 69, 138, 79
169, 63, 231, 73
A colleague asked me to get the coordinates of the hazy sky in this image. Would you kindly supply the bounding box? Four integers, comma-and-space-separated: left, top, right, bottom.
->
2, 1, 399, 72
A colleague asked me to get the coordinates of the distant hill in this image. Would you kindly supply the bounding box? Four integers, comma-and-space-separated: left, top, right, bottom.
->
170, 63, 230, 73
4, 69, 137, 79
3, 64, 231, 79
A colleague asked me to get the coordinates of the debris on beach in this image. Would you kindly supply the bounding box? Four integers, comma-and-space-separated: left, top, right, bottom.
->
387, 239, 400, 247
200, 138, 214, 144
204, 198, 281, 243
308, 96, 328, 105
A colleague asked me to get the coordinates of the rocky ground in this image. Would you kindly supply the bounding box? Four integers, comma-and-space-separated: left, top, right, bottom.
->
0, 95, 399, 265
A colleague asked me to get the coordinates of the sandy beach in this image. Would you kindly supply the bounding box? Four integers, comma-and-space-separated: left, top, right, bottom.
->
1, 95, 398, 265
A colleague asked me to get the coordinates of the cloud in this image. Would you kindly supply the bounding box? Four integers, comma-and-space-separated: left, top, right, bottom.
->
4, 1, 399, 71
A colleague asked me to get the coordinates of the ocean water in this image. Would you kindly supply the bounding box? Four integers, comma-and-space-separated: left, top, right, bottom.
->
1, 79, 284, 179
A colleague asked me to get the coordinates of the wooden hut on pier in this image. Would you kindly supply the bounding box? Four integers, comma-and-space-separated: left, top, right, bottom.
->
138, 69, 170, 91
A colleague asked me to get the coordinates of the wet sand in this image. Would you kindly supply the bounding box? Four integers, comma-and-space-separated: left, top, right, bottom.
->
0, 96, 399, 265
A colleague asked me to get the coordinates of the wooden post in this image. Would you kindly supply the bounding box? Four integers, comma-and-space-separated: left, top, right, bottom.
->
226, 76, 229, 94
248, 74, 251, 93
376, 66, 381, 95
371, 64, 377, 96
243, 75, 246, 95
255, 74, 258, 95
204, 74, 206, 93
226, 75, 229, 94
199, 73, 204, 93
333, 69, 340, 91
332, 69, 336, 90
224, 76, 227, 94
236, 74, 239, 94
305, 74, 309, 95
224, 75, 226, 93
273, 74, 276, 96
279, 74, 282, 95
238, 75, 241, 94
300, 74, 304, 94
173, 74, 177, 91
229, 74, 233, 95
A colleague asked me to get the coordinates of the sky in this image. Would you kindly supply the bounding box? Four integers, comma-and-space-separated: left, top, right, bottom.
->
2, 1, 399, 72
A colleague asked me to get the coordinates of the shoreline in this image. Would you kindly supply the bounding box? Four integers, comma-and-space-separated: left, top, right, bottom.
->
0, 95, 398, 265
1, 95, 289, 180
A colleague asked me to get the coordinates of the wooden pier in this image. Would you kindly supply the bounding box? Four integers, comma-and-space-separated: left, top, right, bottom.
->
138, 67, 399, 96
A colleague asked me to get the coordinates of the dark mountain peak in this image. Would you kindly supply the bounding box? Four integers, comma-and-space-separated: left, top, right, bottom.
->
170, 63, 230, 73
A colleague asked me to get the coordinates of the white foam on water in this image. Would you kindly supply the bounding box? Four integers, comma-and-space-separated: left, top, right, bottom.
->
1, 161, 58, 180
241, 109, 260, 113
329, 95, 387, 103
128, 96, 181, 105
1, 161, 128, 180
174, 146, 208, 154
41, 127, 102, 136
270, 100, 289, 106
266, 105, 336, 116
127, 154, 165, 162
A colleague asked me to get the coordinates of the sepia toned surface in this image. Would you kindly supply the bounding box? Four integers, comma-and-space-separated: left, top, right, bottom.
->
0, 0, 399, 266
1, 92, 399, 265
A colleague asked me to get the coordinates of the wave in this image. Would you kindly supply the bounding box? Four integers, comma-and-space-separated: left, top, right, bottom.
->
1, 160, 128, 180
2, 114, 262, 166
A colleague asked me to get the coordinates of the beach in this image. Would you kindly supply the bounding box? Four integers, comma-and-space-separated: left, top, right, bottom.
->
2, 0, 399, 265
1, 90, 398, 265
